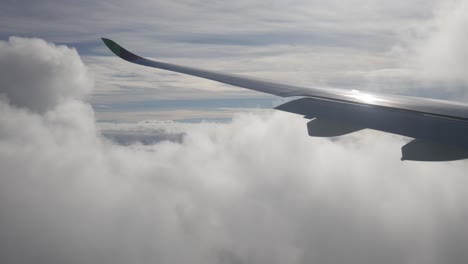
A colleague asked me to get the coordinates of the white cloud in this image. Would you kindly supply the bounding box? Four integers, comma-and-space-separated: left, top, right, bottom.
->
2, 37, 468, 264
414, 0, 468, 83
0, 37, 92, 113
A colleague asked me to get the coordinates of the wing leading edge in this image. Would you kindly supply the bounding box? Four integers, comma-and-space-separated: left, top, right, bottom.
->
102, 38, 468, 161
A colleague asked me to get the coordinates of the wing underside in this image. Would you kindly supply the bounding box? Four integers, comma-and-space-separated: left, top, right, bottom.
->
102, 38, 468, 161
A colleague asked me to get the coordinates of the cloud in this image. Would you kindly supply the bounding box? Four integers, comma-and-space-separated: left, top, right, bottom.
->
413, 0, 468, 83
99, 120, 185, 145
6, 0, 466, 121
309, 0, 468, 101
0, 0, 435, 45
0, 0, 449, 117
0, 37, 92, 113
2, 37, 468, 264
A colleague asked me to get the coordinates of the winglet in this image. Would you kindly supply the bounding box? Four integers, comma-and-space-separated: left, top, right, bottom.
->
101, 38, 142, 62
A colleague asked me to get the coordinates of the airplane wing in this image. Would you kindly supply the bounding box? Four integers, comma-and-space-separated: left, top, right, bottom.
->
102, 38, 468, 161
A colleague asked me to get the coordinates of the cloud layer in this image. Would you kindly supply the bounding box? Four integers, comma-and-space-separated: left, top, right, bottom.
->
2, 37, 468, 264
6, 0, 466, 122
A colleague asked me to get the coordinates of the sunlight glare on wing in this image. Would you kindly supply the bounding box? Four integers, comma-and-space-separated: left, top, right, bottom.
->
350, 90, 380, 104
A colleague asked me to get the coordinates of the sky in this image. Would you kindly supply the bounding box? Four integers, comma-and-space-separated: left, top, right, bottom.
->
2, 0, 468, 122
2, 0, 468, 264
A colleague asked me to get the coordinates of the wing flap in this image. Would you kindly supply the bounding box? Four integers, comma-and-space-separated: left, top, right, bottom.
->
275, 97, 468, 149
306, 119, 364, 137
401, 139, 468, 161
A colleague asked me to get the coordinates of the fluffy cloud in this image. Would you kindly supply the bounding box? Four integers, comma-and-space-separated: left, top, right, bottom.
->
2, 37, 468, 264
0, 37, 92, 113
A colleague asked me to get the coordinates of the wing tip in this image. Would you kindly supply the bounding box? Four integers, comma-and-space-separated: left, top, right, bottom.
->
101, 38, 142, 62
101, 38, 121, 56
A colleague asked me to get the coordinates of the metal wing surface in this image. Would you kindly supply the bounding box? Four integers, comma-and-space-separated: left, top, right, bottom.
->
102, 38, 468, 161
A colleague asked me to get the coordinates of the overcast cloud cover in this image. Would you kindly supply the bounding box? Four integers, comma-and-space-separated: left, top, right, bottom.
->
2, 0, 468, 264
4, 0, 468, 120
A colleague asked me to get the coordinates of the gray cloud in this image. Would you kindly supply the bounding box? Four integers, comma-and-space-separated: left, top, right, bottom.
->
0, 0, 435, 44
412, 0, 468, 83
2, 37, 468, 264
7, 0, 467, 120
0, 37, 92, 112
362, 0, 468, 97
100, 121, 185, 145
